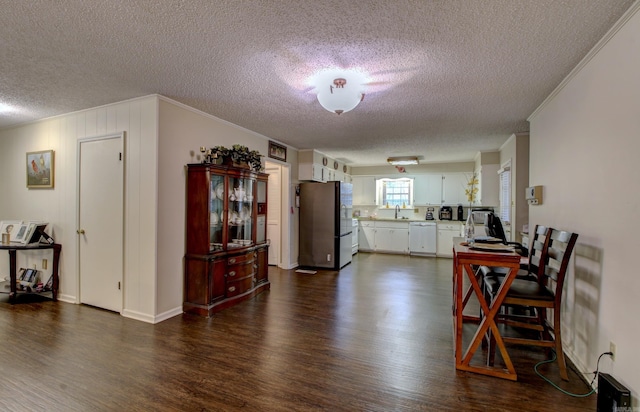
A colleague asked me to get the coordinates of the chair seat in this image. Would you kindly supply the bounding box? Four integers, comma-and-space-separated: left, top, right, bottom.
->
478, 265, 536, 280
484, 277, 554, 301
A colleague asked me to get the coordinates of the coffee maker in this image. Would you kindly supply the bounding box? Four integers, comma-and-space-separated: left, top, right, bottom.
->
439, 206, 453, 220
425, 207, 435, 220
457, 204, 464, 221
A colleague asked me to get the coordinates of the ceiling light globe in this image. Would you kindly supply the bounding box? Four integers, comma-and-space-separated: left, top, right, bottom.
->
317, 87, 362, 115
312, 70, 367, 115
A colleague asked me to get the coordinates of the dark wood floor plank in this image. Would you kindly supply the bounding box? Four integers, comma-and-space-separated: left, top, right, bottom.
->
1, 254, 595, 411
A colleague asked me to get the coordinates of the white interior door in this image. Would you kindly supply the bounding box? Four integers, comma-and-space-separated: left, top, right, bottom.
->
78, 134, 124, 312
266, 163, 281, 266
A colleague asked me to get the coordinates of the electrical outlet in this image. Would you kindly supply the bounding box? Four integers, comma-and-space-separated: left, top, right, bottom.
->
609, 341, 616, 361
42, 259, 48, 270
327, 254, 331, 262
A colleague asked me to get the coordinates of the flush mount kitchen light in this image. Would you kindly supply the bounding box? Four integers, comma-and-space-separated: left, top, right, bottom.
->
387, 156, 419, 166
0, 102, 14, 113
313, 70, 366, 115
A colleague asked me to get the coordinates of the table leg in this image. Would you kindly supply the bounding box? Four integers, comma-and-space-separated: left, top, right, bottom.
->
453, 251, 465, 366
9, 249, 17, 303
457, 262, 518, 380
52, 244, 61, 301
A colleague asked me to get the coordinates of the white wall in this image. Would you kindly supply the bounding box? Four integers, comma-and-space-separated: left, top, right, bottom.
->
0, 96, 159, 321
0, 95, 298, 323
156, 98, 298, 314
528, 3, 640, 397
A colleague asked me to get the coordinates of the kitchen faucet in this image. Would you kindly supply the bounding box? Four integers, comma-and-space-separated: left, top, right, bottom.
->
395, 204, 400, 219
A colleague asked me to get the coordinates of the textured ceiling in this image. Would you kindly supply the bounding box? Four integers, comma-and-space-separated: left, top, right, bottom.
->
0, 0, 634, 166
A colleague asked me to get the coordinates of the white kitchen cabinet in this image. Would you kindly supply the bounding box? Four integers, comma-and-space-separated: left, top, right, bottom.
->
414, 174, 443, 205
357, 220, 409, 254
358, 221, 375, 251
299, 149, 349, 183
442, 173, 468, 205
299, 163, 326, 182
352, 219, 359, 254
352, 176, 377, 205
437, 222, 462, 258
327, 168, 335, 182
375, 221, 409, 254
334, 170, 352, 183
476, 164, 499, 206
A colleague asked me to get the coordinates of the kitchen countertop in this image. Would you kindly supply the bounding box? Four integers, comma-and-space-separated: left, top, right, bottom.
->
357, 217, 464, 223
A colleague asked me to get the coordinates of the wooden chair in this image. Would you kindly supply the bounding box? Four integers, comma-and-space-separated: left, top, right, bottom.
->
479, 225, 550, 351
484, 228, 578, 380
484, 213, 528, 257
480, 224, 550, 282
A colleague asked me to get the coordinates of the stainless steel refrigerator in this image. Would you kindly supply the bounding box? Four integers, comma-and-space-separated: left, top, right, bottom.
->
299, 181, 353, 269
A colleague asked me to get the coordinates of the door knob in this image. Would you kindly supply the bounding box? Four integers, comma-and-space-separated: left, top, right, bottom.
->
77, 229, 85, 234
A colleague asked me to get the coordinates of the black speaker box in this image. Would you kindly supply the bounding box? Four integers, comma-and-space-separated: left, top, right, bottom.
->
597, 373, 631, 412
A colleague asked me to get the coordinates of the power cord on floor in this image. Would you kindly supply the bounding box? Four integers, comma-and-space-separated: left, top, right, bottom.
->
534, 351, 612, 397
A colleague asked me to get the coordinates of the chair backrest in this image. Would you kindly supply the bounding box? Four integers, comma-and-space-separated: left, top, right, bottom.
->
484, 213, 507, 242
527, 225, 551, 278
540, 229, 579, 302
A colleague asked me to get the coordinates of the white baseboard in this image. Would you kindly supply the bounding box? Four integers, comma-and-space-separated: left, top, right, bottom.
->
279, 262, 298, 270
153, 306, 184, 323
121, 308, 155, 323
57, 294, 77, 303
121, 306, 182, 324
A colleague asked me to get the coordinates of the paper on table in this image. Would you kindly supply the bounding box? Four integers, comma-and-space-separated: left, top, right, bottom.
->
469, 243, 515, 252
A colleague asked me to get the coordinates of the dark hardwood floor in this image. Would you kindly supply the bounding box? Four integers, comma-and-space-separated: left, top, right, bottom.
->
1, 253, 596, 411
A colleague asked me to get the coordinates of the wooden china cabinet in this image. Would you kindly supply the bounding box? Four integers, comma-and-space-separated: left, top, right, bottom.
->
184, 163, 269, 316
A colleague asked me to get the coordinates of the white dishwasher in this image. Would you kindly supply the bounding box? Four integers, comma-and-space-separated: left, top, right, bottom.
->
409, 222, 437, 256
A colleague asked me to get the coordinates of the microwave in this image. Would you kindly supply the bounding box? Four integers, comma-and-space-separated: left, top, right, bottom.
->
471, 208, 494, 225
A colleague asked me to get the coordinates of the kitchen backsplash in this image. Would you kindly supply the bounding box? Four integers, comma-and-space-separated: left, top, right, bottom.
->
354, 205, 474, 221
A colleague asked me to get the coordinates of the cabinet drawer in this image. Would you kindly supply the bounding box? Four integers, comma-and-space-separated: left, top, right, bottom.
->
359, 220, 375, 228
227, 252, 253, 266
375, 221, 409, 229
226, 261, 254, 280
226, 276, 254, 298
437, 223, 462, 231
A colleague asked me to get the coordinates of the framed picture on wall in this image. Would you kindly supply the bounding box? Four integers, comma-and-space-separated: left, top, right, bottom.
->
26, 150, 55, 188
268, 141, 287, 162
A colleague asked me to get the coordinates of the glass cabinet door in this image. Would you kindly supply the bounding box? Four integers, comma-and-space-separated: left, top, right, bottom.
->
209, 174, 224, 251
227, 176, 254, 248
256, 179, 267, 243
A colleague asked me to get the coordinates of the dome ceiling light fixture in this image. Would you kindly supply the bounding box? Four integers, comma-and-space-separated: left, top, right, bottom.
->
313, 69, 366, 115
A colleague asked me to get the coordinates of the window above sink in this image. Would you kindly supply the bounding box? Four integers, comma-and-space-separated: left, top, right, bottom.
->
376, 178, 414, 208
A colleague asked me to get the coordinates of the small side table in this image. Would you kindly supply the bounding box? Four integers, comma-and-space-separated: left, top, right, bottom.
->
1, 243, 62, 303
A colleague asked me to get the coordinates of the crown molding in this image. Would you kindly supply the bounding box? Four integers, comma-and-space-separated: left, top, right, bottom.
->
528, 2, 640, 121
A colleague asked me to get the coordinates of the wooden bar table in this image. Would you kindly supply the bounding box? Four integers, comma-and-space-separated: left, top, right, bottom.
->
452, 239, 520, 381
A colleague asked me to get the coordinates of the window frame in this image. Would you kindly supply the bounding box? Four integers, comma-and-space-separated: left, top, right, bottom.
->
376, 177, 414, 208
498, 161, 511, 224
